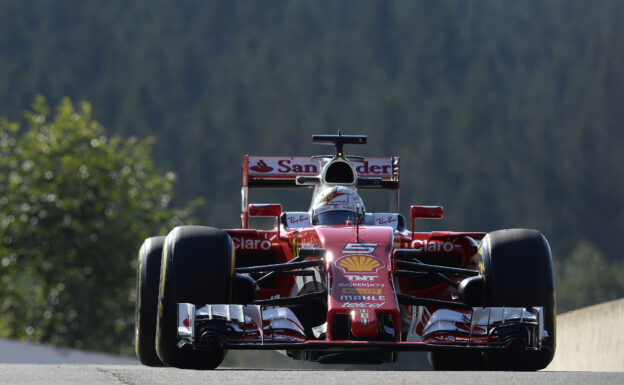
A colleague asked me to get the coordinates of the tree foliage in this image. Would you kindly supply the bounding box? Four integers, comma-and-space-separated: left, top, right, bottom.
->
1, 1, 622, 260
556, 242, 624, 313
0, 96, 198, 353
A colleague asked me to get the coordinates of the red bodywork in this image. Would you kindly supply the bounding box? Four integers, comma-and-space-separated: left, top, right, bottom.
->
227, 225, 481, 342
224, 154, 486, 347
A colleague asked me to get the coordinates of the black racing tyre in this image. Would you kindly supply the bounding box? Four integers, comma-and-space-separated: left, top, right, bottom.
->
428, 351, 486, 371
479, 229, 556, 371
155, 226, 234, 369
135, 236, 166, 367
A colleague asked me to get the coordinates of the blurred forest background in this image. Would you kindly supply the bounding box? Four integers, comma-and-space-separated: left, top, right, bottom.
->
1, 0, 623, 361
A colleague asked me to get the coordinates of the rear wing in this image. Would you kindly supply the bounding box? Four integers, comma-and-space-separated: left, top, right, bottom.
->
241, 155, 400, 228
243, 156, 399, 187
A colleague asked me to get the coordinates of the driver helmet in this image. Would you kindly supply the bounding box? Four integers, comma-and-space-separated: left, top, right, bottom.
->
311, 186, 365, 225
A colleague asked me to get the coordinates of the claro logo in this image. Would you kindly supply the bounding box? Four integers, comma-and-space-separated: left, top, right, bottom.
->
410, 240, 458, 252
232, 235, 278, 251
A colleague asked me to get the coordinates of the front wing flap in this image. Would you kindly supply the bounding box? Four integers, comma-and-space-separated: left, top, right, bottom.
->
177, 303, 546, 352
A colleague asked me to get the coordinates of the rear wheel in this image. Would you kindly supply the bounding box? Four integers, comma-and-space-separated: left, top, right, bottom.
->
135, 236, 165, 366
479, 229, 556, 371
156, 226, 234, 369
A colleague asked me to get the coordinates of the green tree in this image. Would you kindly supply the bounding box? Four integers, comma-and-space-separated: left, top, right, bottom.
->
556, 241, 624, 313
0, 96, 199, 354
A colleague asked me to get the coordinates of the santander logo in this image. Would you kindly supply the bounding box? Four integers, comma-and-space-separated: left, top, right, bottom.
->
250, 160, 274, 173
247, 157, 394, 177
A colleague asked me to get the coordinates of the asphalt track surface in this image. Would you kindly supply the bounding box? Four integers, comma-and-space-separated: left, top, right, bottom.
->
1, 365, 622, 385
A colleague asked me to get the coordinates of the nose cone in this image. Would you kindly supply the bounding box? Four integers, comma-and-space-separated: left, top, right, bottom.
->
350, 309, 378, 338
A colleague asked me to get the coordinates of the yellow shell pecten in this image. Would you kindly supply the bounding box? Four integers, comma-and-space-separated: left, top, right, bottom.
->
337, 255, 382, 272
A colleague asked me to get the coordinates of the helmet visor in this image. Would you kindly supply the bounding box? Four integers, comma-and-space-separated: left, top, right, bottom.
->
314, 210, 360, 225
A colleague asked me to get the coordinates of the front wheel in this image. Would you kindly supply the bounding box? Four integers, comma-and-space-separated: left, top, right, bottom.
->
479, 229, 556, 371
156, 226, 234, 369
135, 236, 166, 366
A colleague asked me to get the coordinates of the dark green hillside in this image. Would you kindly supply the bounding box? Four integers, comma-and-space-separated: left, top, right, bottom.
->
1, 0, 623, 352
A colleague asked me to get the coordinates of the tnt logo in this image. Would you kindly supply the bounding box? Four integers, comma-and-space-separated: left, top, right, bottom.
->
345, 275, 376, 281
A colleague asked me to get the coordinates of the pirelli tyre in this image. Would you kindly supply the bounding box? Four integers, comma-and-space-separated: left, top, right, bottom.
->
479, 229, 556, 371
135, 236, 166, 366
155, 226, 234, 369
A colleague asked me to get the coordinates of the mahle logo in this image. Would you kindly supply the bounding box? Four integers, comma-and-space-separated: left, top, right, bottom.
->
336, 255, 385, 274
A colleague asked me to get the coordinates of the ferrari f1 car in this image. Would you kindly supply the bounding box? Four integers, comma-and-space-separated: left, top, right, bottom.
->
135, 133, 555, 370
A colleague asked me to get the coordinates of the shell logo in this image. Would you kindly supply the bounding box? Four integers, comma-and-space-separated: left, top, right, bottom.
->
336, 255, 385, 273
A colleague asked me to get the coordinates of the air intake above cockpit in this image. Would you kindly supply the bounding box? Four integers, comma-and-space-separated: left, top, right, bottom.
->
323, 159, 356, 185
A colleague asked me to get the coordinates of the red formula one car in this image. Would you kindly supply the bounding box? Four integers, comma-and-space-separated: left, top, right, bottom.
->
135, 133, 555, 370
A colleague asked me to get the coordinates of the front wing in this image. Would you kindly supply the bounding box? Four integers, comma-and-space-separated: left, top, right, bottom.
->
176, 303, 546, 353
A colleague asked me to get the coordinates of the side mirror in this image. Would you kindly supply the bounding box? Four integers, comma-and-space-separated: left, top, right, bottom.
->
247, 204, 282, 238
410, 205, 443, 219
248, 203, 282, 218
410, 205, 443, 240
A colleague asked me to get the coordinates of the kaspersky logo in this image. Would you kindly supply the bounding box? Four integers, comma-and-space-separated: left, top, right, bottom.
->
335, 255, 385, 274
